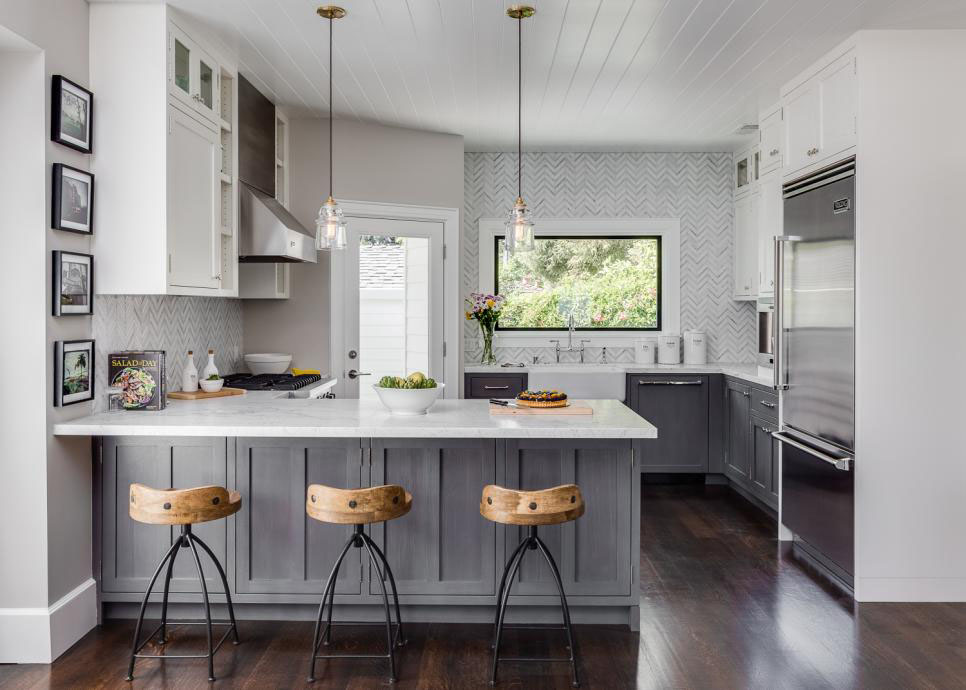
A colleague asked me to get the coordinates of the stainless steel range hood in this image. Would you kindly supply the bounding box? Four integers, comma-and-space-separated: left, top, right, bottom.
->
239, 182, 317, 263
237, 74, 316, 264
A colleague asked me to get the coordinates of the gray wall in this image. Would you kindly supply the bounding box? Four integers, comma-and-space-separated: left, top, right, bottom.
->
0, 0, 92, 613
242, 118, 464, 372
463, 152, 756, 363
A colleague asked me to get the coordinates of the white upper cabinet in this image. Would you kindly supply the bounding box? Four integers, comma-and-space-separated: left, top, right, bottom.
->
782, 47, 857, 178
168, 23, 221, 127
759, 107, 783, 174
90, 3, 237, 295
757, 170, 782, 298
733, 192, 759, 300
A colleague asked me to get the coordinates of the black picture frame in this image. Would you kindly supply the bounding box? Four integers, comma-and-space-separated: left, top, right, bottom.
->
51, 75, 93, 153
52, 250, 94, 316
54, 339, 95, 406
52, 163, 94, 234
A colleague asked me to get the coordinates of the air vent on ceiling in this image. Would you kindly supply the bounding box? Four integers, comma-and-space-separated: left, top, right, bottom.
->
734, 124, 759, 136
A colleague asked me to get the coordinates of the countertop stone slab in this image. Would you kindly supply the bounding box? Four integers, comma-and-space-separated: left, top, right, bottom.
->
464, 362, 774, 388
53, 398, 658, 439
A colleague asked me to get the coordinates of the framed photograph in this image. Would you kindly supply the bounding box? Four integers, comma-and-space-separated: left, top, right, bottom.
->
51, 75, 93, 153
52, 164, 94, 234
55, 340, 95, 406
52, 251, 93, 316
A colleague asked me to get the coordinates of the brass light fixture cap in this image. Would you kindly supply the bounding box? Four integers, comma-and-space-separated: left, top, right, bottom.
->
506, 5, 535, 19
317, 5, 347, 19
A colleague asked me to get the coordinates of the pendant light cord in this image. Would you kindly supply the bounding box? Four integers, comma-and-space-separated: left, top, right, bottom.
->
329, 16, 334, 199
517, 14, 522, 200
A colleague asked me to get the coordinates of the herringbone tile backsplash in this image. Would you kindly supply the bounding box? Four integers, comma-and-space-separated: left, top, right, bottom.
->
463, 152, 756, 364
92, 296, 244, 409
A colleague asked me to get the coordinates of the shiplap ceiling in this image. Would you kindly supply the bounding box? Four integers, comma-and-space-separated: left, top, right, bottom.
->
152, 0, 966, 151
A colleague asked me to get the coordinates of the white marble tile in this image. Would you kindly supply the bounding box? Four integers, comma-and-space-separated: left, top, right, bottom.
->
53, 398, 658, 440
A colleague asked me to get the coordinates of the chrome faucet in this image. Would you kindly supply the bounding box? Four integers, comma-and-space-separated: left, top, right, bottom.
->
549, 312, 591, 363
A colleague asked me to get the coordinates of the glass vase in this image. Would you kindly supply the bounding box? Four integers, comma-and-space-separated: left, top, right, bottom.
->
480, 323, 496, 365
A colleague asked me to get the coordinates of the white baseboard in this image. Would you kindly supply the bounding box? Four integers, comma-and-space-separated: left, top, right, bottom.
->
856, 577, 966, 602
0, 578, 97, 663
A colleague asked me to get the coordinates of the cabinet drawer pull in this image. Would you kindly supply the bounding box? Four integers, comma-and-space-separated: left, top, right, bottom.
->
742, 391, 750, 397
483, 385, 510, 390
638, 379, 703, 386
759, 400, 776, 408
806, 147, 820, 156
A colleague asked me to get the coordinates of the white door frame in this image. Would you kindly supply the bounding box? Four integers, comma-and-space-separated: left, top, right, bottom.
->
329, 200, 460, 399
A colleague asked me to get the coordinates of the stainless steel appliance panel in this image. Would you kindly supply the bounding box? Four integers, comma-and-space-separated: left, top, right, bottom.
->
777, 429, 854, 580
757, 304, 774, 367
782, 173, 855, 450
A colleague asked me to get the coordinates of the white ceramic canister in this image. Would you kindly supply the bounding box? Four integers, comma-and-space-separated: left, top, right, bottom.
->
658, 334, 681, 365
634, 337, 658, 364
683, 330, 708, 365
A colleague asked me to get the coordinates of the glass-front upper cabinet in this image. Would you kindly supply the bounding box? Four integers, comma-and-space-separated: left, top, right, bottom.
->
168, 22, 220, 126
734, 146, 760, 197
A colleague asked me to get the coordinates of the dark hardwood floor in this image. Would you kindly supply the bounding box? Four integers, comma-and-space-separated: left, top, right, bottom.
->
3, 481, 966, 689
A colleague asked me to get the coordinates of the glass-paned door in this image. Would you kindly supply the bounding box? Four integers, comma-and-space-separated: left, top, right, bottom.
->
343, 217, 444, 400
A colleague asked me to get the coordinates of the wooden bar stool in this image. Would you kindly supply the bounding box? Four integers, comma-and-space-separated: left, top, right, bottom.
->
481, 483, 585, 687
125, 484, 242, 682
305, 484, 412, 684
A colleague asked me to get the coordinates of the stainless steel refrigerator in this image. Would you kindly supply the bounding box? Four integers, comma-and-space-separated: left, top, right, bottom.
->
774, 157, 855, 588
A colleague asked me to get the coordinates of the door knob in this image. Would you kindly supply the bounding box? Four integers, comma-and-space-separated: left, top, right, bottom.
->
347, 369, 371, 379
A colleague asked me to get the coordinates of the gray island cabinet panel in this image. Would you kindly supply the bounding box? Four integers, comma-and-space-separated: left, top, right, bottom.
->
234, 438, 363, 596
368, 438, 499, 596
101, 437, 228, 594
503, 439, 633, 597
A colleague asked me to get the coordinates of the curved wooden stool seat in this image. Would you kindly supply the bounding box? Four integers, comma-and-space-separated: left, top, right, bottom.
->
305, 484, 412, 683
124, 483, 241, 682
480, 484, 584, 526
129, 483, 242, 525
481, 483, 583, 687
306, 484, 412, 525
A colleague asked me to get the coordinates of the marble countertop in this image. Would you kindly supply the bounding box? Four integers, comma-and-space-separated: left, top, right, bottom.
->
464, 362, 774, 388
52, 397, 658, 440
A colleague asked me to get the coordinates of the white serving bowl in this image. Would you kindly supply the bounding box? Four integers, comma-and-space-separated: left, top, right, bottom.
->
199, 378, 224, 393
372, 383, 445, 416
244, 353, 292, 375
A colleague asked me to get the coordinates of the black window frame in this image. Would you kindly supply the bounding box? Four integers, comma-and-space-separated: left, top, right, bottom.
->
493, 234, 663, 332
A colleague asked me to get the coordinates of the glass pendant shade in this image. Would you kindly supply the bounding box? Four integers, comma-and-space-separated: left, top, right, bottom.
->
504, 197, 534, 254
316, 196, 347, 251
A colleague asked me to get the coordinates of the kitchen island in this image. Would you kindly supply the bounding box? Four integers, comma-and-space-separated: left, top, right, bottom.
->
55, 398, 655, 630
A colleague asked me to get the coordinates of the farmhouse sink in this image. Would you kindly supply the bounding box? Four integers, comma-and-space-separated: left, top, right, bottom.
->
527, 365, 626, 402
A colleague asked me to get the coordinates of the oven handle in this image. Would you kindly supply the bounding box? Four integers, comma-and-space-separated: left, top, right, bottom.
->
772, 431, 851, 471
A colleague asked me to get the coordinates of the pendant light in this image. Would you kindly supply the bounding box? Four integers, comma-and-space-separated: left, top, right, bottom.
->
315, 6, 347, 251
504, 5, 535, 255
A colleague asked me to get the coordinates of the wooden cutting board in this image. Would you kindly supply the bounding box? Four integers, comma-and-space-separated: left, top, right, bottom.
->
168, 387, 246, 400
489, 402, 593, 416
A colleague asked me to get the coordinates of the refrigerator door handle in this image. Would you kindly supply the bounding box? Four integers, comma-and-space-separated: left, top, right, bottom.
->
772, 235, 799, 391
773, 431, 852, 471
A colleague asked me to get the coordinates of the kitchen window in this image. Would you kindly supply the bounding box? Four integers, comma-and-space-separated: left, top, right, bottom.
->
494, 235, 662, 331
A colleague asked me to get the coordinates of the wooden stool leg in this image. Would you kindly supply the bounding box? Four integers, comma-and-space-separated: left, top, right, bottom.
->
535, 536, 580, 688
185, 528, 215, 682
308, 529, 357, 683
491, 536, 530, 650
490, 533, 531, 686
360, 535, 397, 683
190, 532, 240, 645
158, 533, 184, 645
362, 533, 406, 647
125, 538, 182, 681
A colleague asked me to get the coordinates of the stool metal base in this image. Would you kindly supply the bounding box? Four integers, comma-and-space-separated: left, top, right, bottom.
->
490, 526, 580, 687
125, 525, 240, 682
308, 524, 405, 684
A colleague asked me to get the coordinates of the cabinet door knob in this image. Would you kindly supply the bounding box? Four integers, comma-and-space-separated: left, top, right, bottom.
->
770, 149, 779, 156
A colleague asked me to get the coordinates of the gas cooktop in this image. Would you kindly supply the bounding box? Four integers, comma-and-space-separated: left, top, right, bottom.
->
223, 373, 322, 391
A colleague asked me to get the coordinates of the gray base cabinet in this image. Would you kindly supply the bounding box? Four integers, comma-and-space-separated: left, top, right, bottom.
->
98, 434, 638, 625
463, 373, 527, 399
100, 437, 228, 593
723, 378, 779, 510
627, 375, 709, 473
503, 439, 634, 597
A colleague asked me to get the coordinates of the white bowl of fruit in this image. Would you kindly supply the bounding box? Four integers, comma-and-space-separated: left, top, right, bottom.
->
372, 372, 444, 416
